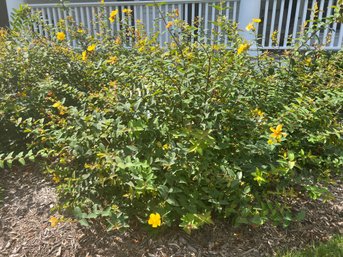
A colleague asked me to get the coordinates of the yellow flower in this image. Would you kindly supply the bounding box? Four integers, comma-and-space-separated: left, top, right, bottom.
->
270, 124, 283, 138
109, 9, 118, 23
49, 216, 59, 228
252, 108, 265, 118
237, 43, 250, 55
87, 44, 96, 52
107, 56, 118, 65
252, 18, 262, 23
52, 174, 61, 183
305, 57, 312, 66
174, 9, 179, 17
267, 139, 274, 145
166, 21, 173, 29
148, 213, 161, 228
123, 8, 133, 15
77, 28, 85, 34
212, 44, 221, 51
246, 22, 255, 31
56, 32, 66, 41
82, 50, 87, 61
270, 124, 287, 142
52, 101, 62, 108
109, 81, 117, 88
162, 144, 170, 150
114, 36, 122, 45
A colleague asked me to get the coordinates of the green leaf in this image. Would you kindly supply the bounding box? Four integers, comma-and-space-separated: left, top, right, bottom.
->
18, 158, 26, 166
79, 219, 90, 227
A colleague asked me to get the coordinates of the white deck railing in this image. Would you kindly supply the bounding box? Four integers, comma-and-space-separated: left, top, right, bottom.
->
28, 0, 240, 48
259, 0, 342, 50
21, 0, 343, 50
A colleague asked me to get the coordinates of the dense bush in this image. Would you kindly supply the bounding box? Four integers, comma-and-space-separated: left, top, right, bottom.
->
0, 3, 342, 232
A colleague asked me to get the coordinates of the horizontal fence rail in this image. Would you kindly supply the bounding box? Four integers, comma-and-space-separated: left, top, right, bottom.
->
27, 0, 342, 50
258, 0, 342, 50
28, 0, 240, 48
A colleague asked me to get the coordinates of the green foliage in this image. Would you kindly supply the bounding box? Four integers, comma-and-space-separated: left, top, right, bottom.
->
0, 4, 342, 232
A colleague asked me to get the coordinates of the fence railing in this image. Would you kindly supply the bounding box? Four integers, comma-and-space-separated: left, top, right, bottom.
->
259, 0, 342, 50
23, 0, 343, 50
28, 0, 240, 48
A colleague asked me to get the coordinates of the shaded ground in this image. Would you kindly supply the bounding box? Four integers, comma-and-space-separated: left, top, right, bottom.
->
0, 166, 342, 257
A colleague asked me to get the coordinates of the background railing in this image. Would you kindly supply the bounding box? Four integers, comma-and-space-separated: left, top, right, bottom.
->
258, 0, 342, 50
28, 0, 240, 48
11, 0, 343, 50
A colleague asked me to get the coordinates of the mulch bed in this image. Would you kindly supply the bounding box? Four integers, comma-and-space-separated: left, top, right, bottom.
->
0, 166, 342, 257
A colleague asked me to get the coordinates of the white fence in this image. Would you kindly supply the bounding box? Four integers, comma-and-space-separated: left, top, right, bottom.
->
28, 0, 240, 48
11, 0, 343, 50
259, 0, 342, 50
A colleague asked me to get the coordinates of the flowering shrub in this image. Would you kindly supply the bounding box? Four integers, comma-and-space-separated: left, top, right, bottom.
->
0, 4, 342, 232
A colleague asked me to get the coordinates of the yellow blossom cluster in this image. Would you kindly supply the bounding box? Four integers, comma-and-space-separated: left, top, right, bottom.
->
268, 124, 287, 144
107, 56, 118, 65
123, 8, 133, 15
81, 44, 97, 61
245, 18, 262, 32
166, 21, 173, 29
237, 43, 250, 55
252, 108, 265, 119
109, 9, 118, 23
52, 101, 67, 115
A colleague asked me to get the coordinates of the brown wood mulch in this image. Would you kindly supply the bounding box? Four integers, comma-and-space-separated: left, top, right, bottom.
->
0, 166, 342, 257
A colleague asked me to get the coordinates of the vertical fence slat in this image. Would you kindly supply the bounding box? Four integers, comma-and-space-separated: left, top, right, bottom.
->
337, 24, 343, 48
38, 8, 43, 35
147, 5, 151, 36
300, 0, 309, 37
32, 8, 38, 34
115, 5, 120, 36
268, 0, 277, 47
277, 0, 285, 45
233, 1, 237, 22
210, 3, 215, 44
316, 0, 325, 43
291, 0, 301, 44
152, 5, 157, 35
80, 6, 85, 28
190, 3, 195, 42
198, 3, 202, 38
203, 3, 208, 43
165, 4, 169, 44
52, 8, 58, 28
330, 22, 338, 47
42, 7, 48, 36
217, 2, 223, 43
283, 0, 293, 47
86, 6, 91, 35
262, 0, 269, 47
224, 1, 230, 46
46, 7, 52, 27
306, 0, 317, 44
323, 0, 333, 46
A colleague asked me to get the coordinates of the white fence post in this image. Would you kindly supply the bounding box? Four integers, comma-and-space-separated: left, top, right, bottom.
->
6, 0, 25, 24
238, 0, 262, 49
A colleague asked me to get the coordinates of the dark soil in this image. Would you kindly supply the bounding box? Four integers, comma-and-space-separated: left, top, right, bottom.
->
0, 166, 342, 257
